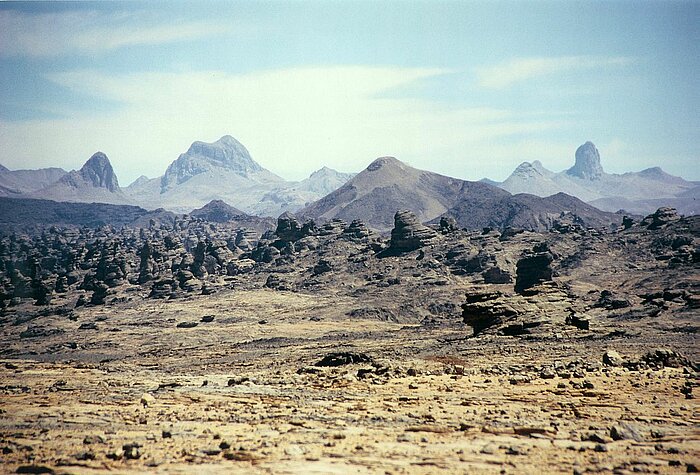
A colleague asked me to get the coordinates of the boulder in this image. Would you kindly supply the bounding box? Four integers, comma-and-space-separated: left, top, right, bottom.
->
603, 350, 624, 367
461, 291, 518, 335
264, 274, 292, 291
438, 216, 458, 234
342, 220, 372, 240
275, 212, 301, 240
389, 210, 438, 253
642, 207, 680, 230
595, 290, 631, 310
313, 259, 333, 275
90, 282, 109, 305
482, 266, 512, 284
514, 245, 554, 294
149, 277, 176, 299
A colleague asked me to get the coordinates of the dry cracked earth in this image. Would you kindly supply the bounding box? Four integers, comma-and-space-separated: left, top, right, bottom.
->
1, 211, 698, 474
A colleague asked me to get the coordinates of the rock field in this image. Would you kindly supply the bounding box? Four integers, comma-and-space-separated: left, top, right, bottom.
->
0, 207, 698, 474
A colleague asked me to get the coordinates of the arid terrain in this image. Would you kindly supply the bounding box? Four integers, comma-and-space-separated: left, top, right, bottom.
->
1, 207, 698, 474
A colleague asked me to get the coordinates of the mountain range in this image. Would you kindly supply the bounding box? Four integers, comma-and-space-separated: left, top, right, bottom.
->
123, 135, 353, 215
495, 142, 699, 215
0, 135, 695, 232
0, 166, 68, 197
28, 152, 131, 205
298, 156, 620, 232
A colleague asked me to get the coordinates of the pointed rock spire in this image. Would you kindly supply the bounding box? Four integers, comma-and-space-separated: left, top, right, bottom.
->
78, 152, 120, 191
567, 142, 604, 180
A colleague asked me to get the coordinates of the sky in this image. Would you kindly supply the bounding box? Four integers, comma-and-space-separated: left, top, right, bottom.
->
0, 1, 698, 186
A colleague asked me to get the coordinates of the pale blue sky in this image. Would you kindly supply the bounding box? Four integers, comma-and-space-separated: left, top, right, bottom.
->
0, 1, 698, 185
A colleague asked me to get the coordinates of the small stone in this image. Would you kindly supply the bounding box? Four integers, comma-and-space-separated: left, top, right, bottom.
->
480, 443, 497, 455
284, 445, 305, 456
603, 350, 624, 367
610, 422, 645, 442
106, 448, 124, 460
540, 368, 556, 379
83, 435, 105, 445
176, 321, 198, 328
509, 375, 531, 385
140, 393, 155, 407
594, 443, 608, 452
122, 443, 141, 460
584, 433, 612, 444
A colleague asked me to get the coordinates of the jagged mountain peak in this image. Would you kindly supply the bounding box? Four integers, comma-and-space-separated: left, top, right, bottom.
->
70, 151, 120, 191
184, 135, 260, 170
161, 135, 266, 192
26, 151, 128, 205
567, 141, 604, 180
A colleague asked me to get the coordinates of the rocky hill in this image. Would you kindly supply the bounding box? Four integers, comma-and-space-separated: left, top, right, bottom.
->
437, 192, 623, 232
497, 142, 698, 215
189, 199, 276, 234
30, 152, 132, 205
301, 156, 621, 232
299, 156, 495, 231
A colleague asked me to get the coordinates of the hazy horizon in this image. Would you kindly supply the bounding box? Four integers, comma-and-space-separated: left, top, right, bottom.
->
1, 1, 698, 185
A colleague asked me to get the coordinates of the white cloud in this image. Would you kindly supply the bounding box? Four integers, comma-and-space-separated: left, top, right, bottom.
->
476, 56, 635, 89
0, 66, 571, 184
0, 9, 229, 57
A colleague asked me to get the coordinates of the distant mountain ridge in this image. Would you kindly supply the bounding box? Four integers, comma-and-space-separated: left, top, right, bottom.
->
4, 136, 696, 224
0, 196, 175, 233
160, 135, 269, 192
3, 136, 356, 216
124, 135, 354, 215
0, 166, 67, 197
29, 152, 131, 205
299, 156, 622, 232
497, 141, 698, 215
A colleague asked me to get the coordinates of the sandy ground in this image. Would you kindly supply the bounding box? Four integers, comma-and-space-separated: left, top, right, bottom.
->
1, 288, 698, 474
